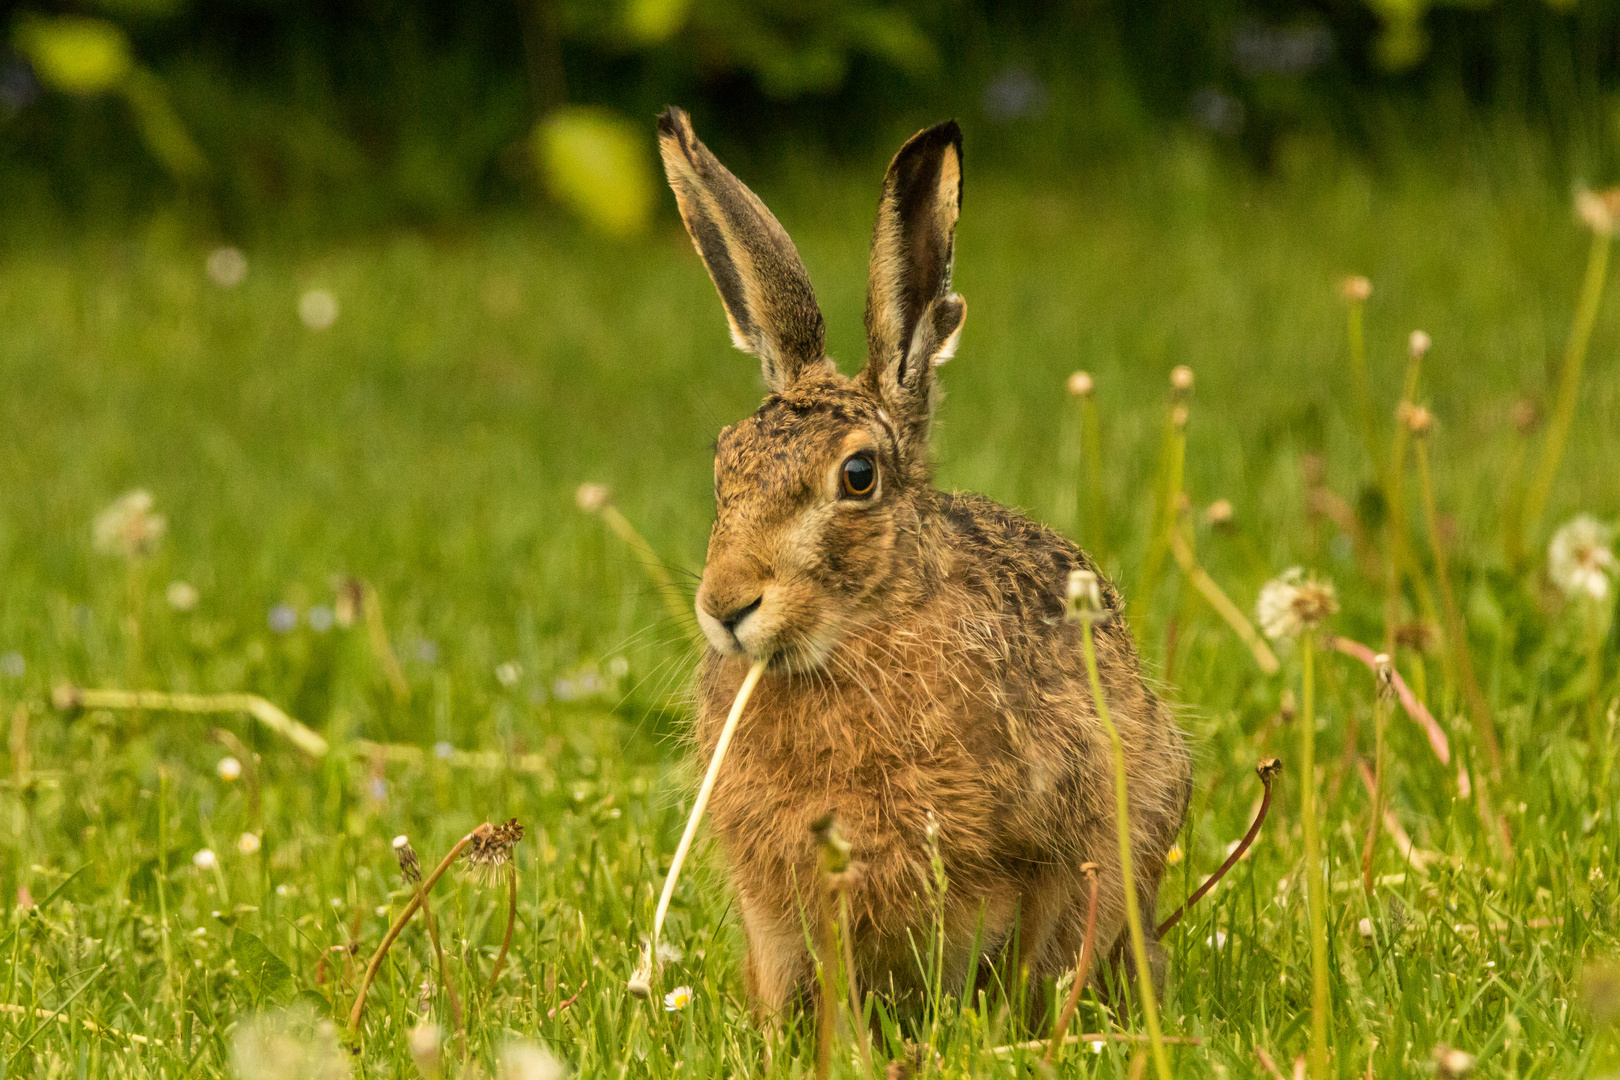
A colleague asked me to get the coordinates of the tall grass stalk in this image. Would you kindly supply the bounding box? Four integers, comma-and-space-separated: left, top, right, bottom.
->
1522, 220, 1613, 549
1300, 629, 1330, 1080
1383, 339, 1428, 652
1071, 570, 1172, 1080
1133, 375, 1190, 633
580, 484, 700, 643
1342, 278, 1382, 477
1361, 654, 1393, 895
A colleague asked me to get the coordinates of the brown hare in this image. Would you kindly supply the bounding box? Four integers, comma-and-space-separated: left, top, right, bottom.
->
657, 106, 1191, 1016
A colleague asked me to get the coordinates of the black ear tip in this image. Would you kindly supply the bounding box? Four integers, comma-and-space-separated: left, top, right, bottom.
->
656, 106, 691, 140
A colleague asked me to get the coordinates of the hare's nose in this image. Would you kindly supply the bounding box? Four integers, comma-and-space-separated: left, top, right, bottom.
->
718, 595, 763, 635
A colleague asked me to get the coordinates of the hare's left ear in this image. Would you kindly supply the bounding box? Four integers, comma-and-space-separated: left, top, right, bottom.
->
858, 121, 965, 452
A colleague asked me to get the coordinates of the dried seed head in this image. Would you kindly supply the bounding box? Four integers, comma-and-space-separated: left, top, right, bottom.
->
1170, 364, 1195, 392
1256, 567, 1339, 640
1510, 398, 1539, 435
1065, 569, 1108, 625
1577, 188, 1620, 236
627, 944, 654, 999
575, 483, 612, 514
464, 818, 525, 886
1256, 757, 1283, 784
1373, 653, 1396, 703
393, 835, 422, 885
1397, 402, 1434, 435
1204, 499, 1234, 527
1408, 330, 1431, 358
1340, 275, 1372, 302
1067, 370, 1094, 397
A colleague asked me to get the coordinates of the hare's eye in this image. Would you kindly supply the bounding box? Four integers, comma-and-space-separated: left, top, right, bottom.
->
840, 453, 877, 500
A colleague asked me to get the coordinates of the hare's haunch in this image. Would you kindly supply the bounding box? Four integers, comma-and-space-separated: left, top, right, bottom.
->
657, 106, 1191, 1014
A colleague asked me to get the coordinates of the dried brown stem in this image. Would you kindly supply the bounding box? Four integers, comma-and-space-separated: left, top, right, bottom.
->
1158, 759, 1281, 937
1045, 862, 1101, 1066
487, 868, 518, 991
349, 826, 487, 1032
1329, 636, 1450, 764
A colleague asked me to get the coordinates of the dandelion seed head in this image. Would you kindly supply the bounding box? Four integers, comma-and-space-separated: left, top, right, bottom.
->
1549, 515, 1617, 602
93, 489, 166, 558
1340, 275, 1372, 302
497, 1041, 565, 1080
1066, 370, 1094, 396
575, 482, 611, 513
1170, 364, 1195, 391
216, 756, 242, 782
237, 832, 261, 855
231, 1007, 346, 1080
1256, 567, 1338, 640
1064, 569, 1107, 625
206, 247, 248, 288
464, 818, 524, 886
193, 848, 218, 870
298, 289, 339, 330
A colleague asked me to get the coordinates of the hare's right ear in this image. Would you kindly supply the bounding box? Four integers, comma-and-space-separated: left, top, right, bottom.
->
657, 107, 828, 392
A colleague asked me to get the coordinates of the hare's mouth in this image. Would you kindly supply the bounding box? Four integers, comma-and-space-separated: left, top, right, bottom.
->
695, 589, 839, 673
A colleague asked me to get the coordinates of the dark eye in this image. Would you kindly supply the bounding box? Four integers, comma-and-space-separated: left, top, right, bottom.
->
840, 453, 877, 499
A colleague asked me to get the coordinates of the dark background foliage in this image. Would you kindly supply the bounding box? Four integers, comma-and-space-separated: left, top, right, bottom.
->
5, 0, 1620, 234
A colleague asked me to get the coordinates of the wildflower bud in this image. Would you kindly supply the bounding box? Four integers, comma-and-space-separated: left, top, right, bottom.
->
1510, 398, 1538, 435
1066, 370, 1094, 397
1204, 498, 1234, 526
1170, 404, 1189, 429
1577, 189, 1620, 237
393, 835, 422, 885
1340, 276, 1372, 302
1065, 569, 1107, 624
1170, 364, 1195, 392
575, 482, 611, 514
1373, 653, 1396, 703
1408, 330, 1431, 358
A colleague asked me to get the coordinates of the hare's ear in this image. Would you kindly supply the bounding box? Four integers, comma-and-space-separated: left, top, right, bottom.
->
858, 121, 965, 450
658, 107, 829, 392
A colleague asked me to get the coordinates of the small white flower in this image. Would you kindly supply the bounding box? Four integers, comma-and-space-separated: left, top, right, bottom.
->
1090, 1040, 1105, 1054
663, 985, 692, 1012
216, 756, 242, 782
237, 832, 261, 855
1256, 567, 1338, 641
1549, 515, 1617, 602
193, 848, 218, 870
93, 489, 166, 558
206, 247, 248, 288
496, 661, 522, 687
167, 581, 200, 611
1205, 931, 1228, 949
299, 289, 339, 330
1358, 917, 1374, 940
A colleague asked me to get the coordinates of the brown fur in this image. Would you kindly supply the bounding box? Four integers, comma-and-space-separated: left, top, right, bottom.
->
657, 107, 1192, 1017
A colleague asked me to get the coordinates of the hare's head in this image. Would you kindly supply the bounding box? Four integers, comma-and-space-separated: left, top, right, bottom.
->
657, 108, 965, 671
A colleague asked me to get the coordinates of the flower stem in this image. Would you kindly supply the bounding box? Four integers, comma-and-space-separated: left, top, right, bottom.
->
1079, 619, 1171, 1080
1346, 295, 1382, 477
1524, 228, 1612, 548
1362, 683, 1387, 896
487, 868, 518, 991
350, 829, 481, 1032
1301, 630, 1330, 1080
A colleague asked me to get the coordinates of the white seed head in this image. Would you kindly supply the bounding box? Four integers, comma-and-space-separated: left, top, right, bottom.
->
575, 482, 611, 513
237, 832, 262, 855
1066, 370, 1094, 396
1256, 567, 1338, 640
1548, 515, 1617, 602
192, 848, 219, 871
93, 489, 166, 558
497, 1041, 565, 1080
1170, 364, 1195, 391
167, 581, 200, 611
1408, 330, 1431, 358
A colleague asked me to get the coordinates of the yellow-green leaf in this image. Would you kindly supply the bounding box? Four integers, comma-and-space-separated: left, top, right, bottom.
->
15, 15, 134, 95
533, 107, 655, 238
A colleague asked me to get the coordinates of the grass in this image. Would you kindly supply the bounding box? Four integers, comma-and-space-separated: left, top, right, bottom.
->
2, 130, 1620, 1076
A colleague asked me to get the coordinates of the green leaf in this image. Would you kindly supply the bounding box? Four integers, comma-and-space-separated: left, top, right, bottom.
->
231, 930, 295, 1003
533, 106, 655, 239
14, 15, 134, 95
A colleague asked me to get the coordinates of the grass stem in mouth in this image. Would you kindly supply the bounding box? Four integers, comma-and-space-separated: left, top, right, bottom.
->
631, 657, 768, 997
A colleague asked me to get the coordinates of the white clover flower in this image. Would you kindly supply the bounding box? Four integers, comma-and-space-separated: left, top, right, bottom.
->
217, 756, 242, 782
237, 833, 262, 855
663, 985, 692, 1012
1256, 567, 1338, 641
93, 489, 166, 558
1549, 515, 1617, 602
193, 848, 218, 870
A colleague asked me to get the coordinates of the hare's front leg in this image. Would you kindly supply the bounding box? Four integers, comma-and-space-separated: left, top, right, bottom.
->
740, 890, 811, 1019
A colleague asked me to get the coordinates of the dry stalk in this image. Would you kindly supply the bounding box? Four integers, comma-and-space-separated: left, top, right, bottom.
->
1158, 759, 1281, 937
1167, 527, 1280, 674
359, 578, 412, 701
1329, 636, 1449, 763
1044, 862, 1101, 1066
52, 686, 327, 756
488, 866, 518, 991
630, 657, 769, 997
579, 484, 700, 642
350, 825, 489, 1032
394, 836, 461, 1031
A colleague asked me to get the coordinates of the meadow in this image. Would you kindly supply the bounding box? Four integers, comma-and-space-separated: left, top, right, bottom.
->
2, 130, 1620, 1077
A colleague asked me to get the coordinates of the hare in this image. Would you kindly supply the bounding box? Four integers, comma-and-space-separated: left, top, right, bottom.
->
657, 107, 1191, 1016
